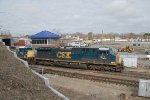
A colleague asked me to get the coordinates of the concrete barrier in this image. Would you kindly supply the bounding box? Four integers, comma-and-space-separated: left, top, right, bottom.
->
139, 79, 150, 98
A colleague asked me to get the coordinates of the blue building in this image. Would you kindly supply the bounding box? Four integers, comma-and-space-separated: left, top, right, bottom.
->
30, 31, 61, 49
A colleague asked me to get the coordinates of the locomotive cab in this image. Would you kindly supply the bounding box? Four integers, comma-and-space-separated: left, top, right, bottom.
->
98, 47, 117, 65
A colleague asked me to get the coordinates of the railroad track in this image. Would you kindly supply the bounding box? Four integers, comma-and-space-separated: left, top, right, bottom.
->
94, 71, 150, 80
30, 64, 150, 80
30, 65, 139, 87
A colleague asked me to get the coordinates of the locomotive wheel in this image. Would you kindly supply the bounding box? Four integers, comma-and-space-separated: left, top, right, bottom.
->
87, 65, 92, 70
100, 67, 104, 71
111, 68, 116, 72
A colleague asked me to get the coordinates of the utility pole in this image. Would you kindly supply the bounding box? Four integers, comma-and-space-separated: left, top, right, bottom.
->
101, 29, 104, 47
0, 25, 3, 35
101, 29, 103, 43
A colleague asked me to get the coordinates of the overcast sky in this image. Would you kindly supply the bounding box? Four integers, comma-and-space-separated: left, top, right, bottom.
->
0, 0, 150, 34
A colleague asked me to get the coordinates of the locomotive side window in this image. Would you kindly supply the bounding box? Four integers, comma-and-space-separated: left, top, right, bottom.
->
86, 49, 89, 52
73, 48, 77, 52
82, 49, 85, 52
93, 49, 95, 52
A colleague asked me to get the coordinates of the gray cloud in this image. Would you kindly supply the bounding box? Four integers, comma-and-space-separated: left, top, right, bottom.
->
0, 0, 150, 34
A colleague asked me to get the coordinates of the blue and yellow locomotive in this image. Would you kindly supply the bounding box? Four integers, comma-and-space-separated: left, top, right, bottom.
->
27, 47, 123, 72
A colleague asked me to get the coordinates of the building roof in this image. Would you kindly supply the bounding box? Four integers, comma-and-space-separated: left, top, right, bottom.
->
30, 31, 61, 39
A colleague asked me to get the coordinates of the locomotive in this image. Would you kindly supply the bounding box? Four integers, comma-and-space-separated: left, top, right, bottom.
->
26, 47, 124, 72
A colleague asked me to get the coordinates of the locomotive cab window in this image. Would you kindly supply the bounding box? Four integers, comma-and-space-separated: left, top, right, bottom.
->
106, 51, 109, 54
99, 51, 109, 55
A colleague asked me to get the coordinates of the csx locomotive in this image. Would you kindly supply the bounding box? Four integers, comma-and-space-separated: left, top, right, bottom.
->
26, 47, 124, 72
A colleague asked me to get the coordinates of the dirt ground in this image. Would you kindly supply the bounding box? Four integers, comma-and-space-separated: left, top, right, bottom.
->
0, 43, 62, 100
45, 74, 149, 100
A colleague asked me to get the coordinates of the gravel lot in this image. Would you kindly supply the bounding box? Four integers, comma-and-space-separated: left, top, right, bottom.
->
138, 59, 150, 68
45, 74, 149, 100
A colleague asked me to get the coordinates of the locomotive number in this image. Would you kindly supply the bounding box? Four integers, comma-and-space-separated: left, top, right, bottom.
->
57, 52, 71, 58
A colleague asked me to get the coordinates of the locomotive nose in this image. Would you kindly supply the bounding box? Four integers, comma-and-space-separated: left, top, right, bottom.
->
116, 54, 123, 65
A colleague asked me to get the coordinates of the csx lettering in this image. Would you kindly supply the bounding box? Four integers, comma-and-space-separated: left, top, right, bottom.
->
57, 52, 71, 58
